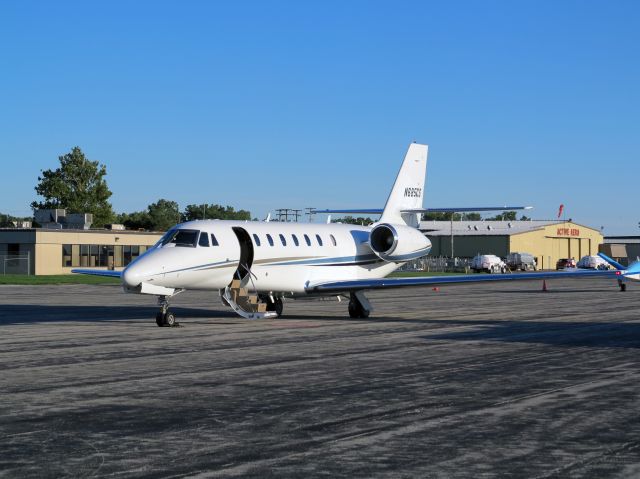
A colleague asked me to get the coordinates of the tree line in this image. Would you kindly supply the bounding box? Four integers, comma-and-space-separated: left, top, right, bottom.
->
22, 146, 251, 231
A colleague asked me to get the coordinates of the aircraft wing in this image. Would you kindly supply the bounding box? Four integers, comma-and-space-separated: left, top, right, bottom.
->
306, 269, 619, 293
71, 269, 123, 278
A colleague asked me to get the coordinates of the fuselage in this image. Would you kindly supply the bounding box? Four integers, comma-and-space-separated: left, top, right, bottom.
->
122, 219, 432, 295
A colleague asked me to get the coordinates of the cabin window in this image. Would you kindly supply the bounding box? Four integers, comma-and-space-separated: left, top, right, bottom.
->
316, 234, 323, 246
330, 234, 337, 246
292, 234, 299, 246
279, 234, 287, 246
253, 234, 261, 246
267, 234, 274, 246
210, 234, 219, 246
304, 234, 311, 246
198, 232, 210, 247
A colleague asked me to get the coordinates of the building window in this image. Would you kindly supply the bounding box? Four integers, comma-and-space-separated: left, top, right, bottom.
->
253, 234, 261, 246
304, 234, 311, 246
330, 234, 337, 246
62, 244, 72, 267
80, 244, 89, 266
89, 245, 99, 267
267, 234, 274, 246
316, 234, 323, 246
279, 234, 287, 246
114, 245, 123, 267
72, 244, 80, 267
123, 245, 131, 265
103, 245, 114, 267
292, 234, 299, 246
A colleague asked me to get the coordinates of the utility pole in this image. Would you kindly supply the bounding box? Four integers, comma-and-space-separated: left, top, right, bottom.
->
450, 213, 455, 261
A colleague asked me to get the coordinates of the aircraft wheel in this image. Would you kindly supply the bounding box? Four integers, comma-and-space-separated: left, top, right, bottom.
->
621, 283, 627, 292
165, 311, 176, 327
156, 312, 165, 327
348, 300, 369, 319
274, 298, 284, 317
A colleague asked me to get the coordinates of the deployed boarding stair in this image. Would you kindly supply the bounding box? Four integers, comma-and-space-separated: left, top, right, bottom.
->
222, 270, 278, 320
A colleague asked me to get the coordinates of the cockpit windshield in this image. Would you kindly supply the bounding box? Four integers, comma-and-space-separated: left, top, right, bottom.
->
157, 229, 200, 248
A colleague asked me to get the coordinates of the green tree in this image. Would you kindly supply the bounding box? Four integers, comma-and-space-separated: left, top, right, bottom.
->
0, 213, 32, 227
332, 216, 375, 226
422, 212, 483, 221
182, 204, 251, 221
116, 211, 152, 230
148, 199, 180, 231
486, 211, 517, 221
31, 146, 115, 227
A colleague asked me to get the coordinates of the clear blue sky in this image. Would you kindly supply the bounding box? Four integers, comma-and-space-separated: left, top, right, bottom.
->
1, 1, 638, 234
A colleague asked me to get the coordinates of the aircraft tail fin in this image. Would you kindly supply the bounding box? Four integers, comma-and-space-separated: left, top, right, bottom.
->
597, 253, 626, 271
379, 143, 428, 227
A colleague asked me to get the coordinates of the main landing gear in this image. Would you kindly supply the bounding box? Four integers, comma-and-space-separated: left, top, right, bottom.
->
619, 279, 627, 292
348, 292, 372, 319
156, 295, 178, 327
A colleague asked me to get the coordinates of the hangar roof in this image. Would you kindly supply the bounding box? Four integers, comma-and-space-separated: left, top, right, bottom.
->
604, 236, 640, 244
420, 220, 567, 236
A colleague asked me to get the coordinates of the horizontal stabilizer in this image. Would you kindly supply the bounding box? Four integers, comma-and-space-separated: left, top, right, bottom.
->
404, 206, 533, 214
312, 206, 532, 216
306, 269, 618, 293
311, 209, 384, 215
71, 269, 122, 278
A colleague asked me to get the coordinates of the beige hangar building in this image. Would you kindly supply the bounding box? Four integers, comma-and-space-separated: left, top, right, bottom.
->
0, 228, 163, 275
421, 220, 603, 270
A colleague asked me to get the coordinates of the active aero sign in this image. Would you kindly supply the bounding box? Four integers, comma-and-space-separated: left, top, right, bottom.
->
556, 227, 580, 237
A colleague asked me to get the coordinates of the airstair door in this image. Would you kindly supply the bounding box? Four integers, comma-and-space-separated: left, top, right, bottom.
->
232, 227, 254, 281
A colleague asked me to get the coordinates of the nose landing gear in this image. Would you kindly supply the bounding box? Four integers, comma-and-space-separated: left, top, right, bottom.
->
156, 295, 178, 327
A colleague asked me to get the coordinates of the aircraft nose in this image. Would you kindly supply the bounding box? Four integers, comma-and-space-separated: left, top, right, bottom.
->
122, 263, 143, 289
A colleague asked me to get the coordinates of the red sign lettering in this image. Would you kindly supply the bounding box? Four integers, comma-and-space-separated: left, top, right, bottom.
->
556, 228, 580, 237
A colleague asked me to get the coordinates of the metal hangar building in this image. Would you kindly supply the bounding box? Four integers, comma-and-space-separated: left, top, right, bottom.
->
420, 220, 603, 270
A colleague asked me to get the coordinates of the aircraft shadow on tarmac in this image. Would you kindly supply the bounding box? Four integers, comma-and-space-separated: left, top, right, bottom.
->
3, 304, 640, 349
0, 304, 239, 325
420, 319, 640, 349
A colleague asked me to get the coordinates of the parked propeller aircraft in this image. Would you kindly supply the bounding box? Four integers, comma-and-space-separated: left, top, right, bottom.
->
598, 253, 640, 291
74, 143, 617, 326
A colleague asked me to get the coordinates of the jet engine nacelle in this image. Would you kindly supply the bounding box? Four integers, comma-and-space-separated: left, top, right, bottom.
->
369, 223, 432, 262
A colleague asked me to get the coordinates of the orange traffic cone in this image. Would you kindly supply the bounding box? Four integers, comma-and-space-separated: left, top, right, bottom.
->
542, 280, 548, 292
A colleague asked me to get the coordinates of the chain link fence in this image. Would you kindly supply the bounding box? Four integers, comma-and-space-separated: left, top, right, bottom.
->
398, 256, 472, 273
1, 254, 31, 275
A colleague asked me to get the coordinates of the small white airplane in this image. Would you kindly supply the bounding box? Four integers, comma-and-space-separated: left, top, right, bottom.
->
75, 143, 617, 326
598, 253, 640, 291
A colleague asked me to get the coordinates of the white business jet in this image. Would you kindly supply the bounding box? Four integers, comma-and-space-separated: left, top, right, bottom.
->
74, 143, 616, 326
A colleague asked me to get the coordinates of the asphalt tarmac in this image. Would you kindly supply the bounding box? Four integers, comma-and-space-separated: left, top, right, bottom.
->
1, 277, 639, 478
